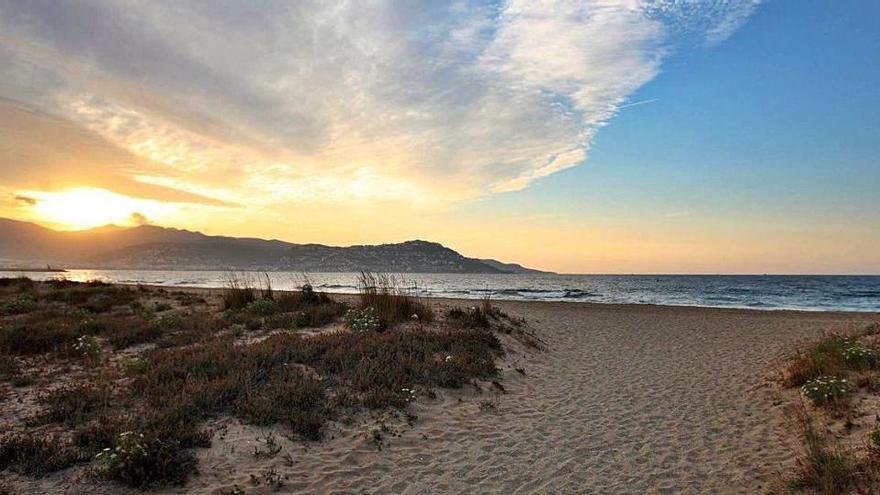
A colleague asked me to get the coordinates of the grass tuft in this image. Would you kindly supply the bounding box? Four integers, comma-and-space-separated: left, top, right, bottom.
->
356, 272, 433, 329
787, 408, 860, 493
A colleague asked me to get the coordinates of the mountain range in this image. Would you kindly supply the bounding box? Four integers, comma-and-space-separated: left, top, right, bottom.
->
0, 218, 549, 274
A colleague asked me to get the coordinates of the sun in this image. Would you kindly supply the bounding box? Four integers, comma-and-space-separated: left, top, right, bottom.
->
26, 187, 167, 231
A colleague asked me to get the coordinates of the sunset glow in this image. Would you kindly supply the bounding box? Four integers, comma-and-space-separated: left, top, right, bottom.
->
26, 188, 171, 231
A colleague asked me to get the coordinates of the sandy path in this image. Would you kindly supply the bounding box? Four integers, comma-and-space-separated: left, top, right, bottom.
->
176, 301, 879, 495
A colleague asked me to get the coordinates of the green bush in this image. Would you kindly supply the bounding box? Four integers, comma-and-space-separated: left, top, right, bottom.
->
344, 307, 380, 332
121, 357, 150, 376
157, 314, 183, 330
870, 427, 880, 453
74, 335, 101, 358
154, 302, 172, 312
838, 340, 878, 368
0, 294, 37, 315
95, 431, 196, 488
244, 299, 278, 315
801, 376, 850, 406
785, 335, 880, 387
267, 302, 346, 329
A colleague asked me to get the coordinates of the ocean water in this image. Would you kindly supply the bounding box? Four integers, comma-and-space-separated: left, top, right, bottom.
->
6, 270, 880, 313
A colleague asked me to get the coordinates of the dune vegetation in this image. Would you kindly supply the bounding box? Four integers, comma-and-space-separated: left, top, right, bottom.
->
780, 324, 880, 493
0, 274, 523, 490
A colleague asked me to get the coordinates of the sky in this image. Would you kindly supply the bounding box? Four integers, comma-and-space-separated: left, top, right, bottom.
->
0, 0, 878, 274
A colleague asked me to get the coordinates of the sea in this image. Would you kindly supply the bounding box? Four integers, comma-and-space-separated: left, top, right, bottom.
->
4, 270, 880, 313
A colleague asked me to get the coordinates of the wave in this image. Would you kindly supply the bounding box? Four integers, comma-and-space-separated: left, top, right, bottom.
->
317, 284, 356, 289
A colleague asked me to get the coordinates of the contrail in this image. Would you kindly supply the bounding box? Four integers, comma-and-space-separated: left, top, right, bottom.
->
618, 98, 660, 109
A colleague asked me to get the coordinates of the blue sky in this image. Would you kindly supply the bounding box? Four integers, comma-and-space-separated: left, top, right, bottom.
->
0, 1, 877, 273
465, 1, 880, 273
485, 0, 880, 216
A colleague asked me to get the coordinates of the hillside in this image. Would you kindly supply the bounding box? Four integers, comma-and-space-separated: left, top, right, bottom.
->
0, 218, 551, 274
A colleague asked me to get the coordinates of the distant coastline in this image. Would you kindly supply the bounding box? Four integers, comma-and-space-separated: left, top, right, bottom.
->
0, 267, 66, 273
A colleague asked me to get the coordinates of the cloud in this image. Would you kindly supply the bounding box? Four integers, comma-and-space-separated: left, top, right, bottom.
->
13, 194, 36, 206
128, 212, 150, 226
641, 0, 762, 46
0, 0, 760, 209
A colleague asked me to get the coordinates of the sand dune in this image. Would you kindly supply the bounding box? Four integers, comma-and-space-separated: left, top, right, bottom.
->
163, 300, 878, 494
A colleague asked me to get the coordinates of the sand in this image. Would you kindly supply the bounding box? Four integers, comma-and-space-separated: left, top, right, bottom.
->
168, 300, 879, 495
8, 298, 880, 494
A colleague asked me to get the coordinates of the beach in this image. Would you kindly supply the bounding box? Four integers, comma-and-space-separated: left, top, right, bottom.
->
3, 282, 880, 494
191, 299, 877, 495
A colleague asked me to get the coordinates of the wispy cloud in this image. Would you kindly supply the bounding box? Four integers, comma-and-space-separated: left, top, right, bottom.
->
0, 0, 760, 209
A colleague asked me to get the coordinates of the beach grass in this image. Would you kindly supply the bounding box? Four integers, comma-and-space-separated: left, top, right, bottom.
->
787, 407, 861, 494
356, 271, 434, 329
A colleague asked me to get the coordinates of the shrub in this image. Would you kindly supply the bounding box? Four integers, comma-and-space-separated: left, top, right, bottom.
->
870, 427, 880, 454
155, 311, 223, 347
445, 306, 491, 329
39, 384, 111, 426
0, 294, 37, 316
121, 357, 150, 376
10, 375, 33, 387
157, 314, 183, 330
0, 312, 91, 355
300, 302, 346, 327
266, 312, 301, 330
272, 287, 345, 328
72, 414, 126, 454
801, 376, 850, 406
839, 340, 878, 368
80, 314, 164, 349
234, 371, 327, 440
44, 285, 136, 313
285, 326, 502, 407
0, 277, 35, 291
96, 432, 147, 476
344, 307, 380, 332
74, 335, 101, 358
0, 434, 80, 475
245, 298, 278, 316
224, 310, 263, 331
785, 335, 880, 387
275, 285, 335, 312
93, 312, 219, 349
0, 355, 21, 382
95, 431, 196, 488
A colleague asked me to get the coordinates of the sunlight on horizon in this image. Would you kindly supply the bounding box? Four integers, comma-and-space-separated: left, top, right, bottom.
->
25, 187, 174, 231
